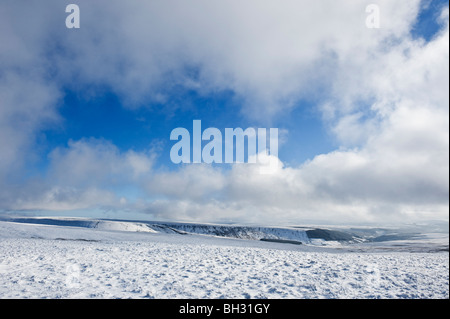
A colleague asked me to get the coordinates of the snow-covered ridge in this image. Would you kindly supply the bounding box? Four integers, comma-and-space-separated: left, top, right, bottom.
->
0, 217, 312, 243
154, 222, 311, 242
1, 216, 447, 250
0, 217, 157, 233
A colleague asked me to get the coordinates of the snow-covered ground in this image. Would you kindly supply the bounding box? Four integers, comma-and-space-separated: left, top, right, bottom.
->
0, 218, 448, 299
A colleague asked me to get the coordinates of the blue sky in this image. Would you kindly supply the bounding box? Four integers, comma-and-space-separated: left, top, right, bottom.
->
39, 0, 447, 167
0, 0, 448, 225
412, 0, 449, 40
42, 87, 334, 169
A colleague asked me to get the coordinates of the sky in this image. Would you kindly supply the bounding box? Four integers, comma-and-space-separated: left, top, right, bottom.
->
0, 0, 448, 225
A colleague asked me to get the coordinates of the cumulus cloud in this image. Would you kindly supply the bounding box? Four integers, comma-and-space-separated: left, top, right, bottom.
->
48, 138, 154, 187
0, 137, 155, 212
2, 0, 422, 117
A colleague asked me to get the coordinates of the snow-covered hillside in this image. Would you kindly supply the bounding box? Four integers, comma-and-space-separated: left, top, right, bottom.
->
0, 217, 448, 299
0, 217, 314, 242
0, 216, 371, 244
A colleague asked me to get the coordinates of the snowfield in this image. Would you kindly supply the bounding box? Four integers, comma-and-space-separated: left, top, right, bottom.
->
0, 218, 448, 299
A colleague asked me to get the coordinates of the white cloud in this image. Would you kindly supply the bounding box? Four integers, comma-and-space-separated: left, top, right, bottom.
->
2, 138, 155, 212
47, 138, 155, 187
146, 164, 227, 201
0, 2, 62, 188
0, 71, 61, 184
30, 0, 421, 118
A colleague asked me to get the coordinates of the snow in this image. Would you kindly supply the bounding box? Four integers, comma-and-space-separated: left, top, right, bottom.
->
152, 222, 312, 242
0, 218, 448, 299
